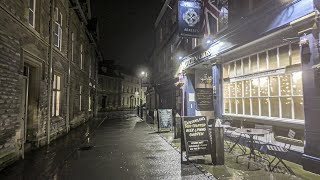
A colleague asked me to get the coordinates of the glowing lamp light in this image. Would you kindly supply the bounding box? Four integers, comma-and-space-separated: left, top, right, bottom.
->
141, 71, 145, 76
178, 56, 183, 60
206, 39, 212, 44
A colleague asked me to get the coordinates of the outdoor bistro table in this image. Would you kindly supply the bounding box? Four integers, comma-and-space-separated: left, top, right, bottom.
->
234, 128, 269, 169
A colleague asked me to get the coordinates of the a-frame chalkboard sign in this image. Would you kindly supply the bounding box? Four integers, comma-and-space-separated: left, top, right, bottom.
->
181, 116, 213, 163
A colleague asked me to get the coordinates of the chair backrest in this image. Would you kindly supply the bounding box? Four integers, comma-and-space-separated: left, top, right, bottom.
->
223, 121, 231, 126
288, 129, 296, 139
255, 124, 273, 131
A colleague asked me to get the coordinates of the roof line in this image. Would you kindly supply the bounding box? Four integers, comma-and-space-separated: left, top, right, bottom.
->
155, 0, 171, 27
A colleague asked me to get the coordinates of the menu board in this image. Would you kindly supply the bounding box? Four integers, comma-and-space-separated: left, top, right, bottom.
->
196, 88, 213, 111
158, 109, 172, 131
182, 116, 211, 156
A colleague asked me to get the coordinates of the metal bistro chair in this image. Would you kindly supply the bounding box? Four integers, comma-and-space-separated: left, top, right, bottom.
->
259, 129, 297, 175
223, 121, 247, 154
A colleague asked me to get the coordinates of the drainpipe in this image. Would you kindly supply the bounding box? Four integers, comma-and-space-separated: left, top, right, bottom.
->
47, 0, 55, 145
66, 4, 72, 132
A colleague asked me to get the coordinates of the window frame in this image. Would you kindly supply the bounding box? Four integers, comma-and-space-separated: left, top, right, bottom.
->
52, 74, 62, 117
28, 0, 36, 28
80, 44, 83, 69
79, 85, 82, 111
53, 8, 63, 50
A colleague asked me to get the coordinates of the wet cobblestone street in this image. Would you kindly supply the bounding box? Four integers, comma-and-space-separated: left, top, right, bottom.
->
0, 111, 209, 180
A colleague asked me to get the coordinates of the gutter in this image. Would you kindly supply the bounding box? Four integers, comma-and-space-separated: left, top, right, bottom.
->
71, 0, 88, 25
155, 0, 171, 27
47, 0, 55, 145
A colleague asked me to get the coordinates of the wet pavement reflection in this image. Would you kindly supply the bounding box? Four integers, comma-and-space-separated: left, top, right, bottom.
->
0, 111, 210, 180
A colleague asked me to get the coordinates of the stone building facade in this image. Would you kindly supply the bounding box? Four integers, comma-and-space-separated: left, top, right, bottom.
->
120, 73, 142, 109
0, 0, 100, 170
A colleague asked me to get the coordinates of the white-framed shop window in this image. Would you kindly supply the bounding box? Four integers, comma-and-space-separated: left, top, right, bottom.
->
52, 74, 61, 117
28, 0, 36, 27
223, 44, 304, 120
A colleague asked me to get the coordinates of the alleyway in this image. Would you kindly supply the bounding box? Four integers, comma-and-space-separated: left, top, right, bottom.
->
0, 112, 209, 180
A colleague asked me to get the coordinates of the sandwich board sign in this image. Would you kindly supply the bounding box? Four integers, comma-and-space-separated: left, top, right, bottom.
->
181, 116, 212, 161
158, 109, 173, 132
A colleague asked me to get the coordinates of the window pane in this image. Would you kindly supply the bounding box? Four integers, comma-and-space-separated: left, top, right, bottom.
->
251, 79, 259, 96
223, 82, 230, 98
223, 64, 229, 78
224, 99, 230, 113
243, 57, 249, 74
259, 52, 267, 71
230, 82, 235, 97
57, 76, 61, 90
236, 81, 242, 97
270, 98, 279, 117
259, 77, 268, 96
244, 98, 250, 115
280, 74, 291, 96
269, 76, 279, 96
236, 60, 242, 76
29, 11, 34, 26
279, 45, 289, 67
229, 62, 235, 77
291, 43, 301, 65
56, 91, 60, 116
244, 80, 250, 97
268, 49, 278, 69
236, 99, 243, 115
260, 98, 269, 117
52, 91, 56, 116
292, 72, 303, 95
29, 0, 34, 10
281, 97, 292, 119
250, 55, 258, 73
230, 99, 236, 114
53, 75, 57, 89
293, 97, 304, 120
252, 98, 259, 116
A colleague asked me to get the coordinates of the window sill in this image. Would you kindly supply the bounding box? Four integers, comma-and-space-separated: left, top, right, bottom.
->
222, 114, 305, 129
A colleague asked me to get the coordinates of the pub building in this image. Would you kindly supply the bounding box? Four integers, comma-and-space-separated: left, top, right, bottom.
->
177, 0, 320, 174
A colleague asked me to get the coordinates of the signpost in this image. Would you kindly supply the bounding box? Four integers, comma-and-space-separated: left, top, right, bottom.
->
158, 109, 173, 132
196, 88, 213, 111
181, 116, 213, 162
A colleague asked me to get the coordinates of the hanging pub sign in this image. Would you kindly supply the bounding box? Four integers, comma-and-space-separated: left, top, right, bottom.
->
158, 109, 173, 132
178, 0, 203, 38
181, 116, 212, 158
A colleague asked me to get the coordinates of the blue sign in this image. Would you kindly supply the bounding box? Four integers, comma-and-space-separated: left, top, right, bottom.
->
178, 0, 203, 38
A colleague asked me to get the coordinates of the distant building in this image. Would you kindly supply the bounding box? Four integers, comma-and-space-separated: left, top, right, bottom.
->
0, 0, 101, 170
120, 73, 142, 109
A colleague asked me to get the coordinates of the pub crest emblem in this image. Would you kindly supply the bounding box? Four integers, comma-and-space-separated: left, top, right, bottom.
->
183, 9, 200, 27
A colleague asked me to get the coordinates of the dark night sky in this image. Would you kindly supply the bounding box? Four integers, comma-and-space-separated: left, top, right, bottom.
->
92, 0, 164, 70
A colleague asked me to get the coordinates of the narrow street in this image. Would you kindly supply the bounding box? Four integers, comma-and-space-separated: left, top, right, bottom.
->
0, 112, 209, 180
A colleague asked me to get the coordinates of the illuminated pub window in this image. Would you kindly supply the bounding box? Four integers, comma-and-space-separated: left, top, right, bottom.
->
223, 44, 304, 120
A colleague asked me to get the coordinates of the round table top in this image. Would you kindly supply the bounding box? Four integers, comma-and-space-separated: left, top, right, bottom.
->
235, 128, 269, 135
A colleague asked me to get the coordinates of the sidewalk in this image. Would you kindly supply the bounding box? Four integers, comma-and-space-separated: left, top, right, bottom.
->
0, 113, 109, 179
152, 129, 320, 180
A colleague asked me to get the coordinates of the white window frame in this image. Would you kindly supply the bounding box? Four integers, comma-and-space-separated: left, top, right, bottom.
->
71, 32, 74, 61
54, 8, 63, 50
80, 44, 83, 69
79, 85, 82, 111
29, 0, 36, 27
52, 74, 61, 117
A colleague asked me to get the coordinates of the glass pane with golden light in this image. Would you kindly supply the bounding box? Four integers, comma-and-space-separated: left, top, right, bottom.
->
279, 45, 290, 67
259, 77, 268, 96
260, 98, 269, 117
230, 99, 236, 114
229, 62, 235, 77
252, 98, 259, 116
223, 82, 230, 98
259, 52, 267, 71
251, 79, 259, 96
236, 98, 243, 115
269, 76, 279, 96
280, 74, 291, 96
243, 57, 249, 74
293, 97, 304, 120
291, 43, 301, 65
244, 80, 250, 97
270, 97, 279, 117
244, 98, 251, 115
292, 72, 303, 95
224, 99, 230, 113
268, 49, 278, 69
236, 60, 242, 76
281, 97, 292, 119
236, 81, 243, 97
223, 64, 229, 78
250, 55, 258, 73
230, 82, 235, 97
